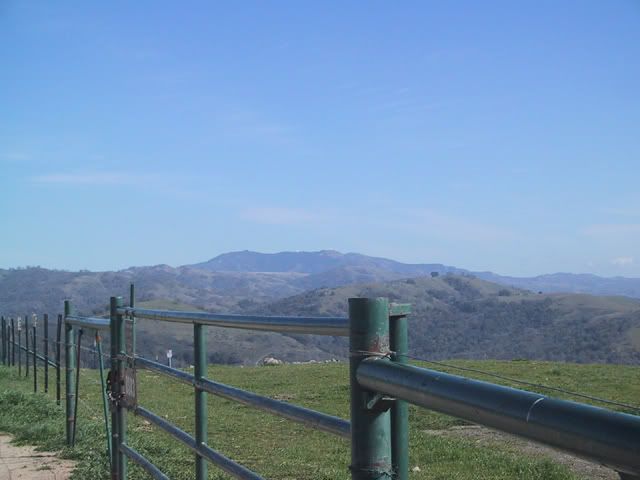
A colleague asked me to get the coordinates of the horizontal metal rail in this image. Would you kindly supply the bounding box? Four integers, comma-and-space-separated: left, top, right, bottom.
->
120, 443, 169, 480
65, 315, 110, 331
135, 406, 264, 480
357, 359, 640, 476
118, 307, 349, 336
136, 356, 350, 438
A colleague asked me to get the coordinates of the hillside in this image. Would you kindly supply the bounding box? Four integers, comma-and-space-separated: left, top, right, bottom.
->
263, 275, 640, 365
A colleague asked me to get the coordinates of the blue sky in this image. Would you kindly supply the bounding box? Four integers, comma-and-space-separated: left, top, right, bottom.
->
1, 1, 639, 276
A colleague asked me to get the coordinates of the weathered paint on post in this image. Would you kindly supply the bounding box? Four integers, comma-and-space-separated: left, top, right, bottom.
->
64, 300, 76, 446
349, 297, 393, 480
44, 314, 49, 392
389, 308, 409, 480
194, 322, 208, 480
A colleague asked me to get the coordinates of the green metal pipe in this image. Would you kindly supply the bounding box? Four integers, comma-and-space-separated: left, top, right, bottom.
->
18, 317, 22, 375
44, 314, 49, 392
109, 297, 120, 479
72, 328, 83, 446
56, 314, 62, 406
349, 297, 393, 480
32, 326, 37, 393
25, 314, 29, 377
115, 296, 127, 480
96, 332, 112, 468
389, 310, 409, 480
11, 319, 15, 366
64, 301, 76, 446
356, 360, 640, 477
194, 323, 208, 480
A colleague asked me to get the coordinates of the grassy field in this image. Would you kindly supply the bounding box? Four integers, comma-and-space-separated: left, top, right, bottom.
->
1, 359, 639, 479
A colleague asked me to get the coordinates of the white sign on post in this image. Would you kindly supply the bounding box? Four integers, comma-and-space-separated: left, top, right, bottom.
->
166, 349, 173, 368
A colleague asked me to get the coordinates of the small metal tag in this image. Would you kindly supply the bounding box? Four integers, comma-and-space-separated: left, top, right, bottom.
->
121, 366, 137, 409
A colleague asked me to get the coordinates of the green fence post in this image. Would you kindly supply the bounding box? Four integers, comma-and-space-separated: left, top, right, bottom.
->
114, 296, 127, 480
33, 325, 37, 393
389, 307, 409, 480
110, 297, 120, 479
64, 301, 76, 446
56, 314, 62, 405
44, 314, 49, 393
18, 317, 22, 376
11, 318, 15, 366
349, 297, 393, 480
25, 314, 30, 377
194, 322, 208, 480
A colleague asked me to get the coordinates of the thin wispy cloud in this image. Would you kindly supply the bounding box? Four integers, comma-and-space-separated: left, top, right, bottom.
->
31, 172, 138, 186
611, 256, 634, 267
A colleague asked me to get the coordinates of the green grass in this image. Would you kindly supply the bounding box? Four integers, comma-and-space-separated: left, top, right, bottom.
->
1, 360, 639, 479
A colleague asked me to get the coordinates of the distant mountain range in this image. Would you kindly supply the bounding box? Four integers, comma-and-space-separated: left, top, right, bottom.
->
189, 250, 640, 298
1, 250, 639, 365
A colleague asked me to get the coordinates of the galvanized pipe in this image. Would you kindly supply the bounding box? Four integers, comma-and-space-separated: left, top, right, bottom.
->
118, 307, 349, 336
135, 406, 265, 480
119, 443, 169, 480
356, 360, 640, 476
65, 315, 110, 331
44, 314, 49, 393
135, 356, 350, 438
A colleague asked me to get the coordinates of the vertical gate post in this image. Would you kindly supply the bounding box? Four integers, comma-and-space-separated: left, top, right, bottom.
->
44, 314, 49, 392
349, 297, 393, 480
194, 322, 208, 480
56, 314, 62, 405
390, 308, 409, 480
18, 317, 22, 376
64, 301, 76, 446
33, 324, 37, 393
110, 297, 120, 479
11, 318, 15, 366
113, 296, 127, 480
25, 314, 29, 377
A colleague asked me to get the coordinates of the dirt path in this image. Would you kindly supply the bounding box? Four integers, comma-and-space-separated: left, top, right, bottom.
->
0, 435, 75, 480
424, 425, 619, 480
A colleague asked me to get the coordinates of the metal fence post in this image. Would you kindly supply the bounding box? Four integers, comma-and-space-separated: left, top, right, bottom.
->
18, 317, 22, 376
349, 297, 393, 480
65, 301, 76, 446
110, 297, 120, 479
11, 318, 15, 366
390, 309, 409, 480
111, 296, 127, 480
44, 313, 49, 392
194, 322, 208, 480
33, 325, 37, 393
25, 314, 30, 377
56, 314, 62, 405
